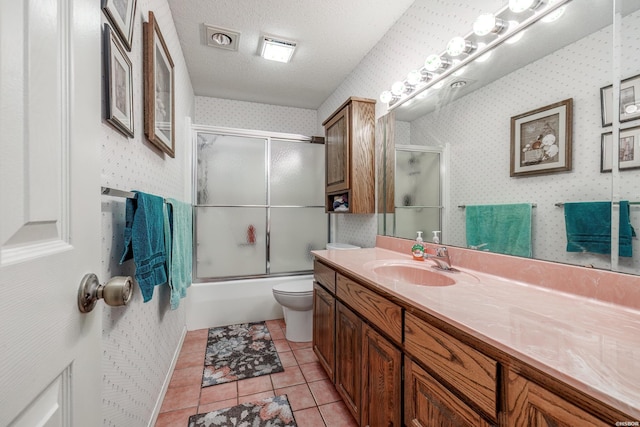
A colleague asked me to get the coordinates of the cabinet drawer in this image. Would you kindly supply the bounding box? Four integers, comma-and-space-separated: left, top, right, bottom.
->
336, 274, 402, 344
405, 312, 498, 421
314, 260, 336, 293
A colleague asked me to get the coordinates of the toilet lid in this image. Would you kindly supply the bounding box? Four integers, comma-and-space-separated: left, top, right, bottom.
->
272, 279, 313, 293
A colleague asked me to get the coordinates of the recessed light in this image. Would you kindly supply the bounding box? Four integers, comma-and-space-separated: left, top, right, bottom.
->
259, 36, 297, 63
210, 33, 232, 46
204, 24, 240, 51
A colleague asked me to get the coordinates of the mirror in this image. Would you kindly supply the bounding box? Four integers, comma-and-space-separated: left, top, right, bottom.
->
378, 0, 640, 273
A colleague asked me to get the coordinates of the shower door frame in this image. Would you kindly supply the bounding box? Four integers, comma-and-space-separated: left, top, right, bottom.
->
191, 125, 328, 282
394, 144, 450, 241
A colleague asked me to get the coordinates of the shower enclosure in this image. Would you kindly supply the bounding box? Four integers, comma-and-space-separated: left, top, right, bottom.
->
392, 145, 445, 240
193, 126, 327, 280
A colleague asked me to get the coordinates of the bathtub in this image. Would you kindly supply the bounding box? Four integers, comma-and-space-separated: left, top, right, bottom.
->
186, 274, 313, 331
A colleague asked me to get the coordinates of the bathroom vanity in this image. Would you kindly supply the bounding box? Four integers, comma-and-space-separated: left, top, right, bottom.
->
312, 237, 640, 426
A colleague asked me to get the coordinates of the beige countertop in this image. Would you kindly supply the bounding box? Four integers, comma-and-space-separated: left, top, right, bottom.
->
312, 246, 640, 421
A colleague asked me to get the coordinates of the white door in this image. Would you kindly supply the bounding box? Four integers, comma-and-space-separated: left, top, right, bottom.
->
0, 0, 102, 425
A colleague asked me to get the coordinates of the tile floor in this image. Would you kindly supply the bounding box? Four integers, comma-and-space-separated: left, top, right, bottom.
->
154, 319, 358, 427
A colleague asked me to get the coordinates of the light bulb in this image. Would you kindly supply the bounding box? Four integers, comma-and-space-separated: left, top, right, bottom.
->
407, 70, 422, 86
446, 37, 475, 57
380, 91, 393, 104
509, 0, 544, 13
424, 54, 449, 72
391, 81, 405, 96
473, 13, 506, 36
624, 103, 639, 114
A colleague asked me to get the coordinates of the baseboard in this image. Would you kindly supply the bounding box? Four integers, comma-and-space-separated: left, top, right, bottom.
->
148, 325, 188, 427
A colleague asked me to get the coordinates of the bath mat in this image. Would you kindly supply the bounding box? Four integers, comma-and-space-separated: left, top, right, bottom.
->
188, 395, 297, 427
202, 321, 284, 387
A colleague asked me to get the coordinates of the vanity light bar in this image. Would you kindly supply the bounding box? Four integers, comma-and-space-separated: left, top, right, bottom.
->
380, 0, 572, 108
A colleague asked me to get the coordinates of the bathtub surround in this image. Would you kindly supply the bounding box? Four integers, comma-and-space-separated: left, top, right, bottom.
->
187, 395, 297, 427
202, 322, 284, 387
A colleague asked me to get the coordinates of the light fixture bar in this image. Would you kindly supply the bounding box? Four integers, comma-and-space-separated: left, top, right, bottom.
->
382, 0, 571, 109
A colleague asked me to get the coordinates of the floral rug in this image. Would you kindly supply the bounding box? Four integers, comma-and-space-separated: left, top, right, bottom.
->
188, 395, 296, 427
202, 321, 284, 387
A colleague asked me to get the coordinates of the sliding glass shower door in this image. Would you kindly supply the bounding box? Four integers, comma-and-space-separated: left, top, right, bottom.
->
194, 129, 327, 280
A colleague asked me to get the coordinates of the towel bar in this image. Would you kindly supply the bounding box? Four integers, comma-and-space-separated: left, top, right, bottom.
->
458, 204, 537, 209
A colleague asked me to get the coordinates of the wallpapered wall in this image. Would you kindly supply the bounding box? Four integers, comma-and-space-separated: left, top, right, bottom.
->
100, 0, 194, 425
317, 0, 504, 249
195, 96, 318, 136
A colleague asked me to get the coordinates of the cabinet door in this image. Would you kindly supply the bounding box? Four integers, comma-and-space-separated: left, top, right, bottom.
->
361, 324, 401, 427
325, 105, 350, 193
404, 357, 494, 427
505, 371, 610, 427
312, 283, 335, 382
336, 302, 362, 424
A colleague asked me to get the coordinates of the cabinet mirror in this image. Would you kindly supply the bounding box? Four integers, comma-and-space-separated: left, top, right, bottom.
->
377, 0, 640, 274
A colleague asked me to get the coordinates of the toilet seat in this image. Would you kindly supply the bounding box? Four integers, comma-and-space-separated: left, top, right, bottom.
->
272, 280, 313, 295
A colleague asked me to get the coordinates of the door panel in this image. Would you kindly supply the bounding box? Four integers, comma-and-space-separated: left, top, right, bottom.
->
0, 0, 101, 424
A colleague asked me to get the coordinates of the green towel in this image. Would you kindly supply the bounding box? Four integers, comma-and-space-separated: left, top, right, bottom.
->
564, 201, 635, 257
164, 199, 193, 310
465, 204, 532, 257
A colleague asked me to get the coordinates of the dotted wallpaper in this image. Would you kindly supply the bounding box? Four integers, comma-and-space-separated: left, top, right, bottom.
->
100, 0, 194, 425
195, 96, 318, 136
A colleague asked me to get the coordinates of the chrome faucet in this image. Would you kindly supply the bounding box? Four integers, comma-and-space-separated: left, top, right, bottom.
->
424, 246, 452, 270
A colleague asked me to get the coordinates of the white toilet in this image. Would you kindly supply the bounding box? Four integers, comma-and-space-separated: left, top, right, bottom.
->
272, 242, 360, 342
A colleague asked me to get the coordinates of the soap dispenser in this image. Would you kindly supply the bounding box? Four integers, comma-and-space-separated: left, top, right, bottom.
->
432, 231, 441, 244
412, 231, 425, 261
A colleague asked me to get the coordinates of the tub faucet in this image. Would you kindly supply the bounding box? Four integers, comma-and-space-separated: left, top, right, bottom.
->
424, 246, 452, 270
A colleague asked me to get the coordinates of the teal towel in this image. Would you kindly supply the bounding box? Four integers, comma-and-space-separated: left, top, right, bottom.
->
466, 204, 532, 257
564, 201, 635, 257
120, 191, 168, 302
165, 199, 193, 310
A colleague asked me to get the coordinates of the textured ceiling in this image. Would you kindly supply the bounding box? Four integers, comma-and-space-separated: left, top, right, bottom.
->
167, 0, 415, 109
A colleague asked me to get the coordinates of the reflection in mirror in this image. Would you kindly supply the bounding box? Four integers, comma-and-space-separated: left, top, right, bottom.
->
614, 0, 640, 275
378, 0, 640, 273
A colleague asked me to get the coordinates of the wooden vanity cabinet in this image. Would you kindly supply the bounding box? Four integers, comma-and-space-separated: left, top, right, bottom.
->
322, 97, 376, 214
404, 312, 498, 423
312, 260, 632, 427
361, 323, 402, 427
504, 370, 611, 427
405, 357, 494, 427
313, 263, 402, 426
335, 301, 362, 423
312, 282, 335, 382
312, 260, 336, 381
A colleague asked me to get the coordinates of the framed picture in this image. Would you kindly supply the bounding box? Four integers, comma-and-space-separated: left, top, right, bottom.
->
600, 74, 640, 127
601, 126, 640, 172
510, 98, 573, 177
102, 0, 137, 51
104, 24, 134, 137
143, 11, 175, 158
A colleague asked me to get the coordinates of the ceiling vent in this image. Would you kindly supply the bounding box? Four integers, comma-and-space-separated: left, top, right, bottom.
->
204, 24, 240, 51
